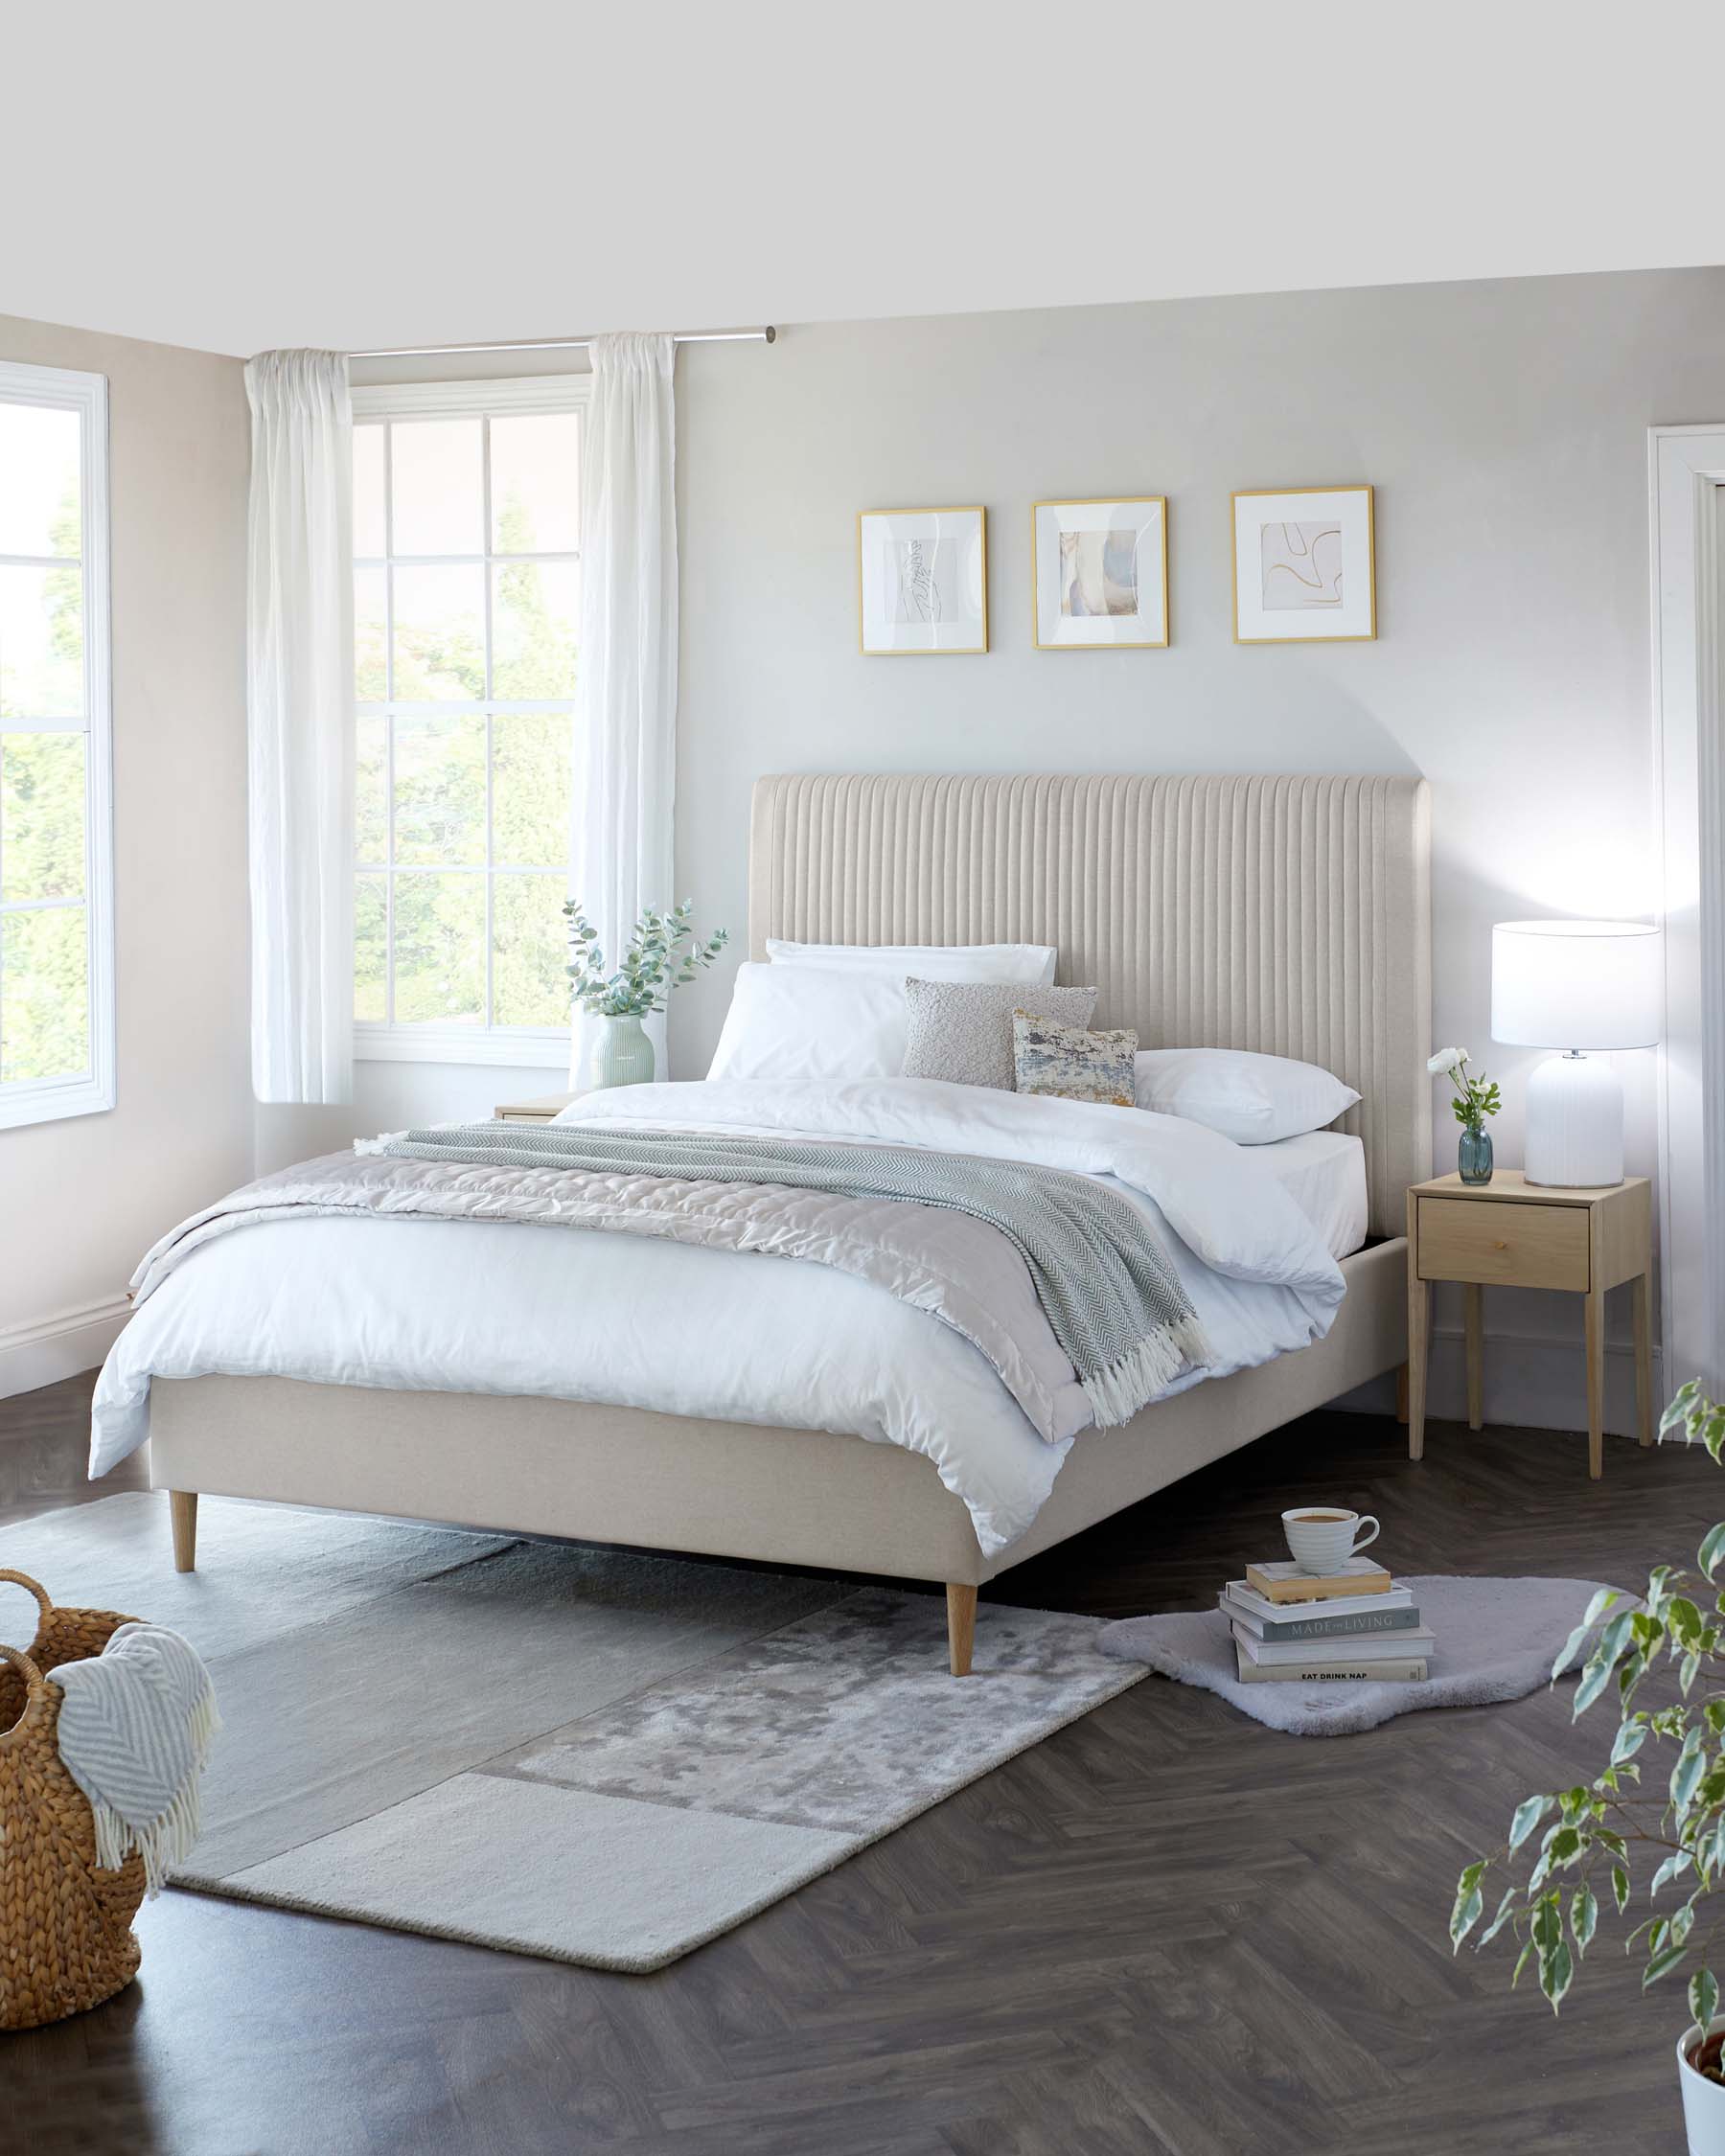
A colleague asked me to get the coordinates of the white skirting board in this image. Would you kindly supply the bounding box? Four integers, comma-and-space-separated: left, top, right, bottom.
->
0, 1295, 129, 1401
1337, 1324, 1666, 1440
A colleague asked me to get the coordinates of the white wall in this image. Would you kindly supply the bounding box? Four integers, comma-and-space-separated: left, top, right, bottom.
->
0, 313, 250, 1392
671, 267, 1725, 1436
23, 267, 1709, 1435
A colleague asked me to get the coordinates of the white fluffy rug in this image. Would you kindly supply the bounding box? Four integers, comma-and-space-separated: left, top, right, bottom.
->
1, 1494, 1142, 1970
1096, 1574, 1622, 1735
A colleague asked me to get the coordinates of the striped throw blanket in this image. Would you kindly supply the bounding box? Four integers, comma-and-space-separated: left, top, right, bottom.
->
53, 1623, 219, 1892
380, 1121, 1209, 1428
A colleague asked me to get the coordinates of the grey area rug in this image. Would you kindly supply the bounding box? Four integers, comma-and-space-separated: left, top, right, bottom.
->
0, 1494, 1141, 1971
1097, 1573, 1622, 1735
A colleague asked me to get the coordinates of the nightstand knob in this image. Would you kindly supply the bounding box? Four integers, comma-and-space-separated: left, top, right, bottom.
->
1492, 1239, 1507, 1250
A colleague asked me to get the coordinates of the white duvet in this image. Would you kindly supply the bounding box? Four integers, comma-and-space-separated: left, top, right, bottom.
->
91, 1078, 1347, 1558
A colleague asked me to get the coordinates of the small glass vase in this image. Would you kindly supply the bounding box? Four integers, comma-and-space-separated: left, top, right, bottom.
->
586, 1014, 656, 1089
1458, 1124, 1494, 1185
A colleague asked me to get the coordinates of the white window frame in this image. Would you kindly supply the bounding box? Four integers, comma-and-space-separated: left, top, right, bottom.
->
350, 374, 588, 1067
0, 360, 114, 1130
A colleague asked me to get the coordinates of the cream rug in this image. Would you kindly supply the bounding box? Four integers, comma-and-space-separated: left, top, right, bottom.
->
0, 1494, 1141, 1971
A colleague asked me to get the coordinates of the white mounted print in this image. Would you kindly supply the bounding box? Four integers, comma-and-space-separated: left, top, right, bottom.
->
1033, 497, 1168, 650
1232, 485, 1375, 643
858, 506, 987, 654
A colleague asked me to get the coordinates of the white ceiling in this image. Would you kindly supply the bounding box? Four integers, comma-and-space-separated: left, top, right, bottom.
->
10, 2, 1725, 357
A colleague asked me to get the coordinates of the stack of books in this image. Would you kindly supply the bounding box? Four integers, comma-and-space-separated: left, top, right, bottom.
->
1222, 1555, 1433, 1684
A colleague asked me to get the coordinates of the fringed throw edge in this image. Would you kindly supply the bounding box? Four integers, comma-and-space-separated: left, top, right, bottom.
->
1081, 1317, 1212, 1428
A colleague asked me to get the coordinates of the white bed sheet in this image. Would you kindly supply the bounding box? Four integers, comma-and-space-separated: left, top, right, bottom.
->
92, 1080, 1350, 1559
1253, 1131, 1368, 1260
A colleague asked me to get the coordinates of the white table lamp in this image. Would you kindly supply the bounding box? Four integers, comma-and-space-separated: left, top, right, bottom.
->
1490, 919, 1663, 1186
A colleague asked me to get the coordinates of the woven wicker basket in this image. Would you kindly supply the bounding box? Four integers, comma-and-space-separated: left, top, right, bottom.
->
0, 1570, 148, 2030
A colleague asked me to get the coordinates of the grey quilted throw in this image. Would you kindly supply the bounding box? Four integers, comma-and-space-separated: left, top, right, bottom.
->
381, 1121, 1209, 1427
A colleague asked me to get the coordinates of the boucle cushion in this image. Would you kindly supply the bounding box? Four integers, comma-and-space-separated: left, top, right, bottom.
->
904, 980, 1097, 1090
1013, 1011, 1138, 1107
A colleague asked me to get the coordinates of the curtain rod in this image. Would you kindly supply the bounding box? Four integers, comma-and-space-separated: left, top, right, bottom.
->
350, 325, 776, 361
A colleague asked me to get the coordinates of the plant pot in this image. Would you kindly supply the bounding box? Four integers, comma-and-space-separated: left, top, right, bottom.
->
1678, 2016, 1725, 2154
585, 1014, 656, 1090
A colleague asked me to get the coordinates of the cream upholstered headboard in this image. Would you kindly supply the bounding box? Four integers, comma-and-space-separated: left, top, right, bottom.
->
748, 772, 1431, 1240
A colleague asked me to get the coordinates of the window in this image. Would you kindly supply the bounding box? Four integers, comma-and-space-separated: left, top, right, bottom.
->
351, 377, 585, 1065
0, 362, 113, 1129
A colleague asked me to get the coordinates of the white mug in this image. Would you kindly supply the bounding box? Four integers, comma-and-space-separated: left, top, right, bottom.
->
1282, 1506, 1380, 1576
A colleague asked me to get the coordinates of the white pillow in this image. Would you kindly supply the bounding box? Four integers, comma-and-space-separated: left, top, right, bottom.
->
707, 963, 908, 1081
1133, 1047, 1360, 1144
765, 938, 1057, 986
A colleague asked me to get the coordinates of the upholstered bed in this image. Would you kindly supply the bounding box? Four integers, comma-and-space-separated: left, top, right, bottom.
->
130, 771, 1431, 1673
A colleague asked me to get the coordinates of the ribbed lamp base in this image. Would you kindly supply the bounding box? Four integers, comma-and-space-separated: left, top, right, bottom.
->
1524, 1053, 1623, 1187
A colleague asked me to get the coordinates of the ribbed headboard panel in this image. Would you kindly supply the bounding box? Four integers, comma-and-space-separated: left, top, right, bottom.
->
748, 772, 1431, 1239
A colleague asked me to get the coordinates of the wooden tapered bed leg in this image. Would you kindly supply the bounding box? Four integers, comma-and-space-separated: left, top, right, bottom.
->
946, 1583, 977, 1677
170, 1491, 198, 1573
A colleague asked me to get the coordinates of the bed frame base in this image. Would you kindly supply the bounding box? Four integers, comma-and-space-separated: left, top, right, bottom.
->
144, 1240, 1406, 1676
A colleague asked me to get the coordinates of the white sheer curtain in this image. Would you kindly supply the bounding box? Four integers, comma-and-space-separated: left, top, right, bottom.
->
244, 350, 355, 1104
570, 333, 678, 1082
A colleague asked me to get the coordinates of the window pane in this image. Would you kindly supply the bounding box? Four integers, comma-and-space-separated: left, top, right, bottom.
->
2, 732, 85, 901
493, 873, 569, 1026
356, 716, 388, 864
353, 424, 386, 558
389, 419, 482, 556
0, 564, 83, 718
0, 904, 88, 1082
355, 873, 387, 1021
492, 561, 577, 699
393, 713, 485, 866
392, 872, 484, 1024
392, 564, 484, 700
0, 403, 80, 559
490, 413, 580, 553
492, 712, 571, 867
355, 565, 388, 702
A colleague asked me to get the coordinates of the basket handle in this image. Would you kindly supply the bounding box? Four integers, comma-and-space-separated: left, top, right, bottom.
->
0, 1570, 52, 1639
0, 1640, 52, 1749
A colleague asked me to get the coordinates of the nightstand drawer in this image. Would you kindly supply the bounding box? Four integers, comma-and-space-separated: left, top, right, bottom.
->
1415, 1197, 1589, 1291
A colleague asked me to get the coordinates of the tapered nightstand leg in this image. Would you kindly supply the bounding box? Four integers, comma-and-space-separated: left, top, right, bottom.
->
1407, 1277, 1429, 1462
1584, 1287, 1606, 1479
1463, 1284, 1484, 1433
1632, 1273, 1654, 1447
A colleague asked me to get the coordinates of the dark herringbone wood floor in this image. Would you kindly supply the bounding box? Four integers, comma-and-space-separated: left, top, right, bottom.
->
4, 1370, 1716, 2156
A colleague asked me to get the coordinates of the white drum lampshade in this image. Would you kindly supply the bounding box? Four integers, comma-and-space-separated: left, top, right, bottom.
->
1490, 920, 1663, 1186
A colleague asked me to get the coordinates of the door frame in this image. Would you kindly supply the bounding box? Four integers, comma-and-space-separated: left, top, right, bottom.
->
1648, 424, 1725, 1396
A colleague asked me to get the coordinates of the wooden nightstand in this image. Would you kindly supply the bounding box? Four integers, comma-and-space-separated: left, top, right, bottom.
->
1406, 1171, 1653, 1479
493, 1089, 583, 1124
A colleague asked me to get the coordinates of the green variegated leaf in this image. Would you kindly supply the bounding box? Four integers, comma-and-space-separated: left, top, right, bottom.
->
1531, 1895, 1563, 1951
1479, 1889, 1519, 1949
1450, 1868, 1485, 1951
1663, 1380, 1702, 1437
1673, 1732, 1709, 1816
1646, 1940, 1690, 1986
1539, 1938, 1575, 2012
1692, 1968, 1719, 2040
1509, 1795, 1553, 1851
1613, 1866, 1632, 1914
1512, 1938, 1535, 1989
1611, 1721, 1647, 1766
1653, 1852, 1695, 1897
1700, 1525, 1725, 1581
1571, 1884, 1598, 1954
1573, 1654, 1619, 1717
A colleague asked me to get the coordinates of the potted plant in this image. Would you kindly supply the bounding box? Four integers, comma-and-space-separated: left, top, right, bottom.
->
564, 900, 728, 1089
1451, 1380, 1725, 2152
1428, 1045, 1502, 1184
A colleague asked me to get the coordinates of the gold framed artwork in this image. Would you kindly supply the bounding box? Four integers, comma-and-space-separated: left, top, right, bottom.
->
1231, 484, 1375, 643
857, 505, 987, 654
1031, 496, 1168, 650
